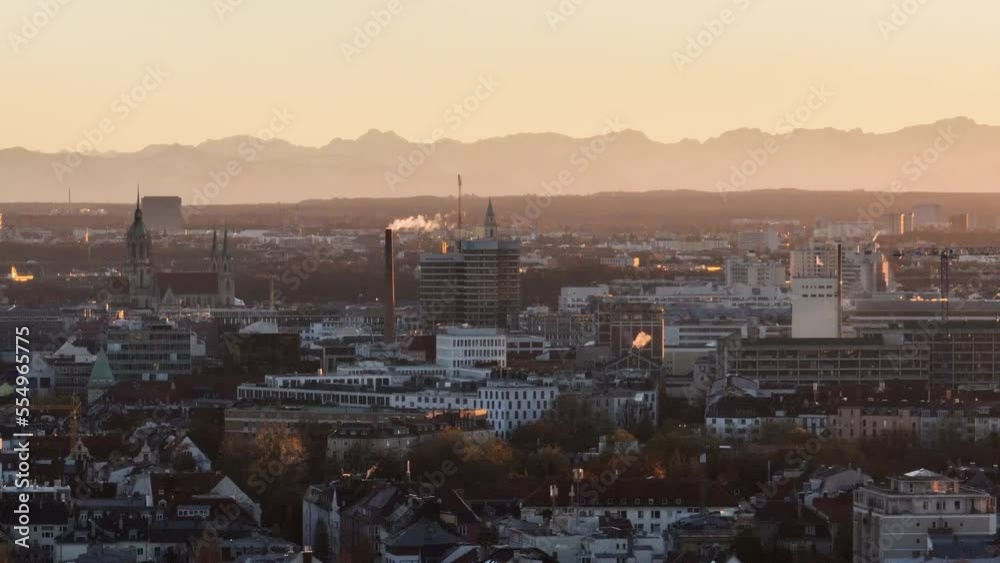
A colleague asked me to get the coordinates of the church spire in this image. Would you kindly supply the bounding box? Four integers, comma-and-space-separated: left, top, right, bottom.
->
134, 184, 142, 221
484, 199, 497, 239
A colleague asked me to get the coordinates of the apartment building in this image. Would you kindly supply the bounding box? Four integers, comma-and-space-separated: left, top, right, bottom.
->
853, 469, 997, 563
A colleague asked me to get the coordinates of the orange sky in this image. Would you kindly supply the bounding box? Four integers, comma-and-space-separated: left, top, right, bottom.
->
3, 0, 998, 152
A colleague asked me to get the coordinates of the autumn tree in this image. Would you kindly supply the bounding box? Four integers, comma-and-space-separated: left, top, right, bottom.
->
523, 446, 571, 480
511, 394, 613, 454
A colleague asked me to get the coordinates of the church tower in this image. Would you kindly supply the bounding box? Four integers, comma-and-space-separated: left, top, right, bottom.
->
484, 199, 498, 239
87, 348, 115, 404
210, 230, 219, 273
217, 229, 235, 305
126, 189, 156, 309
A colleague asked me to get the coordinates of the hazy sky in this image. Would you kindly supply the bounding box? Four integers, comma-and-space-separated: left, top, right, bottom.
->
4, 0, 999, 152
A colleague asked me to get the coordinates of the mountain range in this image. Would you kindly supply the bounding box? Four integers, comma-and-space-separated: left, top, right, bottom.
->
1, 117, 996, 204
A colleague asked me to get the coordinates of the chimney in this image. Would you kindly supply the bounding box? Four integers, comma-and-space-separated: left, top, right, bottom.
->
384, 228, 396, 344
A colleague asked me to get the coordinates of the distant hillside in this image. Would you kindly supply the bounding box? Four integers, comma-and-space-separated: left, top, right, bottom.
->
1, 117, 996, 204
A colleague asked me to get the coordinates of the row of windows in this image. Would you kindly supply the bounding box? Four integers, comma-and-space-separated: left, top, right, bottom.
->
481, 389, 555, 400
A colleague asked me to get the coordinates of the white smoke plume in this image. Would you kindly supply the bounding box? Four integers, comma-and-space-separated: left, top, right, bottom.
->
387, 214, 443, 232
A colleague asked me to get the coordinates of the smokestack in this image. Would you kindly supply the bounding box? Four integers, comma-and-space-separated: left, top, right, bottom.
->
457, 173, 463, 237
384, 228, 396, 344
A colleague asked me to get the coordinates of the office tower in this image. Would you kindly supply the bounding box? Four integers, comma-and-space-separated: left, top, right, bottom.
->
419, 201, 521, 331
790, 242, 841, 338
106, 320, 194, 381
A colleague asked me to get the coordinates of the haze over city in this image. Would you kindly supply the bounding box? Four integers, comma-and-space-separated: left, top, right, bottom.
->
4, 0, 1000, 150
4, 3, 1000, 563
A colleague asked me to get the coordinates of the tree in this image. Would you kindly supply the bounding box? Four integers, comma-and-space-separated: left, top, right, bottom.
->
602, 428, 637, 452
522, 394, 613, 453
409, 428, 514, 490
524, 446, 571, 480
341, 442, 404, 477
641, 425, 704, 479
759, 420, 811, 445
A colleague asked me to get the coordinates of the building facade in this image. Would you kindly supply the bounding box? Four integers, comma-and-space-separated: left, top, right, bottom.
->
419, 201, 521, 331
853, 469, 997, 563
125, 195, 236, 310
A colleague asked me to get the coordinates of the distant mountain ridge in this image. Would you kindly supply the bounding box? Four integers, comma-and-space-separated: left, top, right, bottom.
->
1, 117, 996, 203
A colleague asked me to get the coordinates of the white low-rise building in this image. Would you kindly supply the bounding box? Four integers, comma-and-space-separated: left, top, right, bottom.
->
853, 469, 998, 563
474, 380, 558, 438
436, 327, 507, 371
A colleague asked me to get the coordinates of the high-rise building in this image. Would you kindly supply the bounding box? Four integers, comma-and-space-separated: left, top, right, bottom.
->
912, 203, 944, 230
106, 320, 194, 381
790, 242, 841, 338
419, 201, 521, 331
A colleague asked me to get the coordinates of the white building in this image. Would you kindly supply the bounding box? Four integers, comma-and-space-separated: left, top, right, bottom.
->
436, 327, 507, 371
853, 469, 998, 563
791, 278, 841, 338
725, 254, 786, 289
813, 218, 877, 241
559, 285, 610, 313
474, 380, 558, 438
520, 478, 738, 535
791, 242, 841, 338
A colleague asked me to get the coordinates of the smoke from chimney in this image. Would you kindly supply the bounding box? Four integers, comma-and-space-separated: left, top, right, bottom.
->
384, 228, 396, 344
387, 214, 441, 232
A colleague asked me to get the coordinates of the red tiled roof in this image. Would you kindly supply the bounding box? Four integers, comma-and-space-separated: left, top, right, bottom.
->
150, 472, 225, 506
156, 272, 219, 296
30, 436, 127, 461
